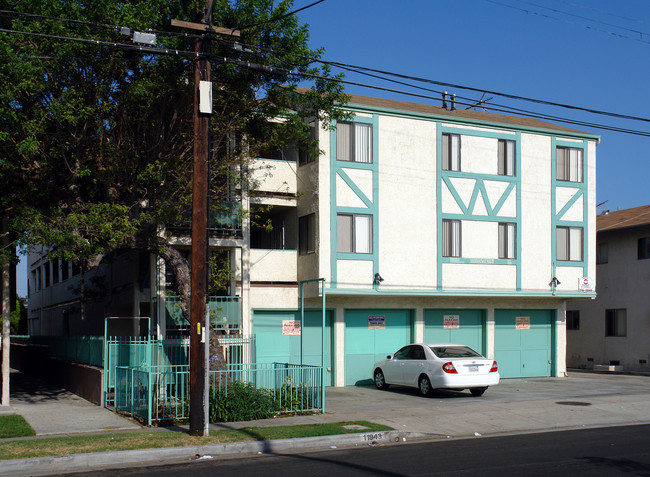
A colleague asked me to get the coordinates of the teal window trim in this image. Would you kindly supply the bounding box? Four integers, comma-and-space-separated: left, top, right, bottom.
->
551, 137, 589, 278
331, 114, 380, 288
437, 125, 522, 291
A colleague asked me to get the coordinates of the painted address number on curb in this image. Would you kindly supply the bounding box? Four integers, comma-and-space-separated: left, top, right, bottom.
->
362, 433, 385, 441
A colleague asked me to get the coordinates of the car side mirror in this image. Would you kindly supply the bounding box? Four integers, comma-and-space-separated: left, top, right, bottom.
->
387, 354, 392, 359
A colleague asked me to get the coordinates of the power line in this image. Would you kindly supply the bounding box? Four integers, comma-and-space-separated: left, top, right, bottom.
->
3, 15, 650, 138
483, 0, 650, 44
236, 0, 326, 31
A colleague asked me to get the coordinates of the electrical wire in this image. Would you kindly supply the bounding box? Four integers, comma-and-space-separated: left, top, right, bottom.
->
483, 0, 650, 44
2, 14, 650, 137
235, 0, 326, 31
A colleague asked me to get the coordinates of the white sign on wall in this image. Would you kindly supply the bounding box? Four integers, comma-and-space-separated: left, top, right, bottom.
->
516, 316, 531, 330
443, 315, 460, 329
282, 320, 301, 336
579, 277, 594, 292
368, 315, 386, 330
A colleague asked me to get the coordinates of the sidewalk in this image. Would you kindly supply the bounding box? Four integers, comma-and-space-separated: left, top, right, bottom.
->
2, 369, 650, 475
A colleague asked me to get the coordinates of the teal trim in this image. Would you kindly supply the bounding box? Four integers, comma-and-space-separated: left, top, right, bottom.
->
324, 287, 596, 298
551, 138, 589, 278
441, 176, 469, 214
345, 102, 600, 141
437, 126, 522, 291
330, 114, 380, 288
441, 257, 518, 265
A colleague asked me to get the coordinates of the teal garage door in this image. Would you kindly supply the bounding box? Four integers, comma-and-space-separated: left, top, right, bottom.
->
253, 310, 333, 386
494, 309, 553, 378
344, 309, 412, 386
423, 309, 485, 354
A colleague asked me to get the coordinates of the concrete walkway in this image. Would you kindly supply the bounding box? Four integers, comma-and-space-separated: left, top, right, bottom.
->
0, 370, 140, 435
2, 370, 650, 475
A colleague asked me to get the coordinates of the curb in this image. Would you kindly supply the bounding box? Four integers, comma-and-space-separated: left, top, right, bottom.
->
0, 430, 422, 476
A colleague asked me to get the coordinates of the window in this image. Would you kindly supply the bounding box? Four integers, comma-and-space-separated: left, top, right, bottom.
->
498, 222, 517, 259
43, 263, 51, 288
597, 242, 608, 264
556, 226, 583, 261
606, 309, 626, 337
52, 257, 59, 284
442, 133, 461, 171
638, 237, 650, 260
566, 310, 580, 330
61, 259, 69, 281
498, 139, 516, 176
556, 146, 583, 182
336, 121, 372, 163
337, 213, 372, 253
298, 124, 317, 166
442, 219, 461, 257
298, 213, 316, 255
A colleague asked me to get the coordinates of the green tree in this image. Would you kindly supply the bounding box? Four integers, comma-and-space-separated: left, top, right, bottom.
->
0, 1, 347, 326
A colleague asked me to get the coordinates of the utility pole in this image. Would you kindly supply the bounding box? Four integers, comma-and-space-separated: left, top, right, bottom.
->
172, 7, 239, 437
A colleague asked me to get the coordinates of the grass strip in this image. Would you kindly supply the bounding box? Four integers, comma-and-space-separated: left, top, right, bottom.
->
0, 415, 36, 439
0, 421, 393, 461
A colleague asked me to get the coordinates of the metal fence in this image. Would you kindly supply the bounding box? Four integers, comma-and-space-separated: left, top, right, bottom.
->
104, 336, 254, 409
113, 362, 323, 426
10, 335, 103, 367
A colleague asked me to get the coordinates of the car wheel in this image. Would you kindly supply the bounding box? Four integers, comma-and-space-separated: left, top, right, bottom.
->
418, 375, 433, 396
470, 387, 487, 397
374, 369, 388, 390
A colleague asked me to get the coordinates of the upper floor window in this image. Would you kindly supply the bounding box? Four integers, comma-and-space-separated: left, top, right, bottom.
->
442, 133, 461, 171
638, 237, 650, 260
597, 242, 609, 264
556, 146, 583, 182
337, 213, 372, 253
442, 219, 461, 257
298, 124, 317, 166
336, 121, 372, 163
498, 222, 517, 259
498, 139, 516, 176
298, 213, 316, 255
566, 310, 580, 330
605, 309, 626, 337
557, 226, 583, 261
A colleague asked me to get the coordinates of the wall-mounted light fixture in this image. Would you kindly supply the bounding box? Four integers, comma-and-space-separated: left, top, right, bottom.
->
549, 277, 561, 287
374, 273, 384, 285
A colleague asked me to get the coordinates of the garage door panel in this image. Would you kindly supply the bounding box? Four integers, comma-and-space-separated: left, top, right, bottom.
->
344, 310, 412, 386
495, 310, 552, 378
253, 310, 333, 386
423, 309, 485, 354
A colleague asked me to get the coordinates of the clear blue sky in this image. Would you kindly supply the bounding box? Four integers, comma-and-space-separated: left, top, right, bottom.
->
15, 0, 650, 297
299, 0, 650, 211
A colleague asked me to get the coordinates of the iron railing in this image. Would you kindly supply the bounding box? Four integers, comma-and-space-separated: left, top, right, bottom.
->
113, 362, 322, 426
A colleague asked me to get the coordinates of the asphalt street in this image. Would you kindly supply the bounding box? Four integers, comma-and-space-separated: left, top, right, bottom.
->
67, 424, 650, 477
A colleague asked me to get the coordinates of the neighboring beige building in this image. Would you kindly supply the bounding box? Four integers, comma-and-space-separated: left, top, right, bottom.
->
567, 205, 650, 372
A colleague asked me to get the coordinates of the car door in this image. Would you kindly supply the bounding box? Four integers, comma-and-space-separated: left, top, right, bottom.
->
402, 345, 427, 386
382, 346, 411, 385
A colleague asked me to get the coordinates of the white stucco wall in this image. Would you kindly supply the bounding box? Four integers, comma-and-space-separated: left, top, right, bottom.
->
377, 115, 437, 290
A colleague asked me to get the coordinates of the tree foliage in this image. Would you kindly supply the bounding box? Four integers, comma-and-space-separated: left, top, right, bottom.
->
0, 0, 348, 321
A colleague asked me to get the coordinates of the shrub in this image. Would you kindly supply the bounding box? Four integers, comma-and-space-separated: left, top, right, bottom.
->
209, 381, 276, 423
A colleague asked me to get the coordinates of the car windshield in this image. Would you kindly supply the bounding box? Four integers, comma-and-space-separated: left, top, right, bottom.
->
430, 346, 481, 358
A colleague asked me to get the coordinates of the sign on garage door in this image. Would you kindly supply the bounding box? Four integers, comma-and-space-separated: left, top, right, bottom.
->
344, 309, 412, 386
423, 309, 485, 354
494, 309, 553, 378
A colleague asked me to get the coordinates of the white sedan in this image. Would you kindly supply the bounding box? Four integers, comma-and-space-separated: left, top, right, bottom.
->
372, 343, 500, 397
